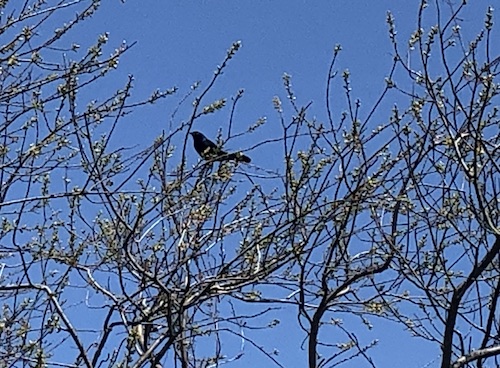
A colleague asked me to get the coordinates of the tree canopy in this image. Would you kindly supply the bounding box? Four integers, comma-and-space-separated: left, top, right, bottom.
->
0, 1, 499, 367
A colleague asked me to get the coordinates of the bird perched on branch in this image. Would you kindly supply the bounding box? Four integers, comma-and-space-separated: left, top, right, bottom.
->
190, 131, 251, 163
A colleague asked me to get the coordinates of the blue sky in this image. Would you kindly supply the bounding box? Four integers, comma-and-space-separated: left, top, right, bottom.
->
7, 0, 498, 366
73, 1, 410, 156
71, 0, 496, 165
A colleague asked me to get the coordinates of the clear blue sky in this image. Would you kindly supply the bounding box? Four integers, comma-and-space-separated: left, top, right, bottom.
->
71, 0, 496, 166
25, 1, 498, 366
72, 1, 416, 156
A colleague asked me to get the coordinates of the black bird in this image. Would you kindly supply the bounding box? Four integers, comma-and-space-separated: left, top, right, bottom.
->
190, 131, 251, 163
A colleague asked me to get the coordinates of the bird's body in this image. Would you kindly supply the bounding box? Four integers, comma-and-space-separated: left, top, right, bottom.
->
190, 131, 251, 163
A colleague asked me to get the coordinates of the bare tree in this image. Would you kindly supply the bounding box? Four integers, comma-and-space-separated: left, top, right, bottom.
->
383, 2, 500, 368
0, 1, 498, 368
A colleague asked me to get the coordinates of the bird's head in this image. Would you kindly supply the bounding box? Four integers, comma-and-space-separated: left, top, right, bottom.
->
190, 131, 202, 138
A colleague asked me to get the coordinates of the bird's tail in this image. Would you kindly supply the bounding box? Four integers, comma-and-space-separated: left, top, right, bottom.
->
227, 152, 251, 163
